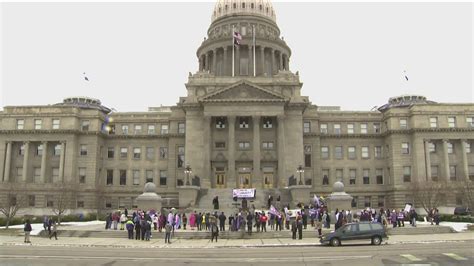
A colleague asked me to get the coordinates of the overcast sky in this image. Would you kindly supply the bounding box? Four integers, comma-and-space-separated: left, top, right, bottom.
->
1, 1, 472, 112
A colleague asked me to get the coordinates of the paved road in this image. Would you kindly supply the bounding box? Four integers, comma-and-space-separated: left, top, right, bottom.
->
1, 241, 473, 265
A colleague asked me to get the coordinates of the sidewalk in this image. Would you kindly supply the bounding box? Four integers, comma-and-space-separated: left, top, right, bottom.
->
1, 232, 473, 249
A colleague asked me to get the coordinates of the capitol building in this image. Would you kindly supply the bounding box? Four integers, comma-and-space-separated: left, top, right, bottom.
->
1, 0, 473, 215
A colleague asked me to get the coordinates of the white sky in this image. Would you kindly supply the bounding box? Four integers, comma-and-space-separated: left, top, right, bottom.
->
1, 1, 473, 112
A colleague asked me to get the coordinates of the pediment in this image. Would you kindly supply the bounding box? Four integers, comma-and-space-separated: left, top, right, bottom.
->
200, 81, 286, 103
214, 152, 227, 162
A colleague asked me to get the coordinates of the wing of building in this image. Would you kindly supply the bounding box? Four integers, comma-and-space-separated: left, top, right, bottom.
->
1, 0, 473, 216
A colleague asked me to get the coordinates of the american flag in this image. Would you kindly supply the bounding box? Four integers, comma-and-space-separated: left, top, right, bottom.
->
233, 31, 242, 46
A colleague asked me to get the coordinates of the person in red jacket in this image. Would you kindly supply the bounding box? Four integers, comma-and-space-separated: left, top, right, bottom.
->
260, 212, 268, 232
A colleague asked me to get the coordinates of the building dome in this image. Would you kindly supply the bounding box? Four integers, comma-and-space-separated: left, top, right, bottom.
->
212, 0, 276, 23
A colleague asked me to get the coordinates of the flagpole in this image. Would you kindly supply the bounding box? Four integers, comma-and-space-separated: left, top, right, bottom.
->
253, 25, 256, 77
232, 26, 235, 77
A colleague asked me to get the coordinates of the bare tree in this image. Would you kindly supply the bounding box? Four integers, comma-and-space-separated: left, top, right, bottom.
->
411, 181, 448, 214
51, 182, 77, 224
456, 180, 474, 210
0, 183, 27, 229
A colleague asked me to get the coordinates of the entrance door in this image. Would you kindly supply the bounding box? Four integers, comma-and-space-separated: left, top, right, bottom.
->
263, 173, 273, 188
239, 174, 251, 188
216, 172, 225, 188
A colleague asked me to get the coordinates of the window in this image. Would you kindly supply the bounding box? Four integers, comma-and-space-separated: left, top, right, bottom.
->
17, 119, 24, 129
322, 169, 329, 185
378, 196, 385, 207
320, 123, 328, 134
34, 167, 41, 183
239, 117, 249, 129
262, 117, 273, 128
304, 145, 311, 167
122, 125, 129, 135
79, 167, 86, 183
34, 119, 42, 130
46, 196, 54, 207
431, 165, 438, 181
430, 117, 438, 128
466, 117, 474, 128
360, 123, 367, 134
36, 144, 43, 156
119, 170, 127, 185
429, 143, 436, 153
403, 166, 411, 182
133, 147, 141, 159
146, 147, 154, 160
215, 142, 226, 149
19, 144, 25, 156
450, 165, 456, 181
146, 170, 154, 183
361, 146, 369, 158
107, 147, 114, 158
81, 120, 90, 131
51, 168, 59, 183
77, 198, 85, 208
401, 142, 410, 154
120, 147, 128, 159
321, 146, 329, 159
216, 117, 226, 129
51, 144, 60, 156
106, 170, 114, 185
363, 169, 370, 184
448, 117, 456, 128
336, 169, 343, 182
333, 124, 341, 134
376, 169, 383, 184
466, 142, 471, 153
303, 122, 310, 133
469, 165, 474, 181
80, 144, 87, 156
178, 122, 185, 134
373, 123, 381, 133
262, 142, 274, 149
456, 194, 463, 205
347, 124, 354, 134
447, 142, 454, 154
374, 146, 382, 158
52, 119, 60, 129
239, 142, 250, 149
364, 196, 371, 208
351, 197, 358, 208
349, 169, 356, 185
399, 118, 407, 129
133, 170, 140, 185
348, 146, 356, 159
177, 146, 185, 168
105, 198, 112, 208
147, 125, 155, 134
159, 170, 167, 186
334, 146, 343, 159
28, 195, 35, 207
134, 125, 142, 134
159, 147, 168, 159
16, 167, 23, 180
161, 124, 169, 134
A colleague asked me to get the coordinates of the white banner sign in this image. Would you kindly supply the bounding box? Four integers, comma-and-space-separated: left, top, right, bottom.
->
232, 188, 256, 198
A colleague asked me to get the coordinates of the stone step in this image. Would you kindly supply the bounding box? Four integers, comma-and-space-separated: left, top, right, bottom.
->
387, 225, 454, 235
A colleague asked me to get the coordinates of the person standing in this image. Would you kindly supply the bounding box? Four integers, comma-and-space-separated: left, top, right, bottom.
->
291, 218, 297, 240
267, 195, 273, 209
164, 221, 172, 244
49, 220, 58, 240
182, 213, 188, 230
315, 212, 323, 237
144, 221, 152, 241
213, 196, 219, 210
24, 219, 32, 243
120, 213, 127, 230
211, 222, 219, 242
218, 212, 226, 232
196, 212, 202, 231
134, 216, 141, 240
297, 212, 303, 240
411, 209, 418, 227
246, 212, 253, 235
189, 211, 196, 230
260, 212, 268, 232
126, 218, 134, 239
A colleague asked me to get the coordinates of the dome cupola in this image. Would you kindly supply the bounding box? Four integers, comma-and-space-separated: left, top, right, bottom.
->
212, 0, 276, 23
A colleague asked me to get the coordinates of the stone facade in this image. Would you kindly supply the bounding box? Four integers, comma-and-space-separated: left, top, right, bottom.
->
1, 0, 473, 215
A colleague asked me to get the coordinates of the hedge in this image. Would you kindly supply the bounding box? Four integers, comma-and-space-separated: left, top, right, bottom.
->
0, 213, 104, 227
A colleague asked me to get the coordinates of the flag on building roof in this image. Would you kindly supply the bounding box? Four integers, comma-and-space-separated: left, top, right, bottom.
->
233, 31, 242, 46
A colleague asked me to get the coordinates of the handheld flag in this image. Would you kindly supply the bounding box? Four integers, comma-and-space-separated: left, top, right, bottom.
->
83, 72, 89, 81
404, 70, 409, 81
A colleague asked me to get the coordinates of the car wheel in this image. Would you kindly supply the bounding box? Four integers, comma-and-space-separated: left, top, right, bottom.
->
372, 236, 382, 245
330, 238, 341, 247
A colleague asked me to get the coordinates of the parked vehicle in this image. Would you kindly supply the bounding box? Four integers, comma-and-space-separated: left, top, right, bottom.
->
454, 207, 471, 216
320, 222, 388, 246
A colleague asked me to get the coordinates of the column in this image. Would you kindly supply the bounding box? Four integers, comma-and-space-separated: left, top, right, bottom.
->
284, 55, 289, 71
3, 142, 12, 182
203, 116, 212, 186
205, 53, 209, 72
199, 55, 203, 71
228, 116, 236, 187
260, 46, 265, 76
442, 139, 450, 181
277, 115, 286, 188
223, 47, 228, 76
461, 140, 469, 180
40, 141, 48, 183
59, 141, 66, 182
424, 139, 432, 181
279, 51, 283, 71
235, 46, 240, 76
252, 116, 261, 188
248, 45, 253, 76
212, 49, 217, 74
22, 141, 30, 182
270, 48, 275, 75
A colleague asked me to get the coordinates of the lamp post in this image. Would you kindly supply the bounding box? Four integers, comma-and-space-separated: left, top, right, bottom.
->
297, 165, 304, 185
184, 165, 192, 186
